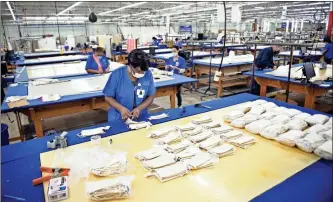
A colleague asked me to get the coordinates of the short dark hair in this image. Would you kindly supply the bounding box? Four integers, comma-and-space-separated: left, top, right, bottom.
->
175, 38, 179, 41
172, 45, 180, 51
96, 47, 104, 52
128, 49, 150, 71
152, 37, 156, 40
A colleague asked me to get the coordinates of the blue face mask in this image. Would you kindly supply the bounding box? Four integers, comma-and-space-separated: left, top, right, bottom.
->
98, 56, 102, 59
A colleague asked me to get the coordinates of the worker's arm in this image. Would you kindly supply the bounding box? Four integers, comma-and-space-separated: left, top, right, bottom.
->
260, 49, 274, 68
105, 96, 131, 120
86, 69, 102, 74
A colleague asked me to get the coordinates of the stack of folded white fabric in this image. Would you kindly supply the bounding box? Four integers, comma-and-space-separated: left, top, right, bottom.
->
275, 130, 305, 147
221, 130, 243, 140
230, 114, 258, 128
314, 140, 332, 160
199, 135, 223, 150
155, 131, 181, 145
260, 123, 289, 140
287, 119, 308, 130
147, 127, 175, 139
126, 119, 152, 130
247, 105, 266, 116
164, 139, 192, 153
135, 148, 168, 161
294, 112, 312, 120
305, 114, 329, 126
192, 116, 212, 124
208, 144, 236, 157
187, 131, 213, 143
142, 153, 177, 170
223, 110, 245, 123
303, 124, 329, 135
176, 146, 201, 159
175, 123, 197, 132
211, 125, 233, 134
181, 126, 203, 137
184, 151, 219, 170
245, 119, 271, 135
228, 135, 256, 149
270, 114, 291, 124
145, 162, 189, 182
201, 121, 221, 129
295, 132, 327, 153
85, 176, 133, 201
91, 153, 128, 176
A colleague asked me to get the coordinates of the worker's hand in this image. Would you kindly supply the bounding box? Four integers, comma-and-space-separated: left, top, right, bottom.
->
120, 107, 131, 120
98, 69, 103, 74
165, 66, 168, 70
131, 108, 141, 119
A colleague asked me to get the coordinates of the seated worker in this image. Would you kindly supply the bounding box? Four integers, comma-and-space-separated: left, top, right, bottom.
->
165, 45, 186, 107
254, 45, 281, 70
175, 38, 183, 48
85, 47, 110, 74
152, 37, 159, 46
322, 37, 333, 64
103, 49, 156, 122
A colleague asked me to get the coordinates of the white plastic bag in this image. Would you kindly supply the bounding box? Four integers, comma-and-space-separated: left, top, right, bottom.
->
295, 132, 326, 153
319, 130, 332, 140
261, 102, 277, 111
270, 114, 291, 124
230, 114, 258, 128
85, 176, 134, 201
287, 119, 308, 130
245, 120, 271, 135
284, 108, 301, 117
303, 124, 329, 135
247, 105, 266, 116
275, 130, 305, 147
223, 110, 244, 123
294, 112, 311, 121
90, 152, 127, 176
324, 117, 332, 129
314, 140, 332, 160
260, 124, 289, 140
251, 99, 268, 105
305, 114, 329, 126
259, 112, 278, 120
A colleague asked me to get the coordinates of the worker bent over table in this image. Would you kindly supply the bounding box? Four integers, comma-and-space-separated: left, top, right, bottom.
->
103, 49, 156, 122
85, 47, 110, 74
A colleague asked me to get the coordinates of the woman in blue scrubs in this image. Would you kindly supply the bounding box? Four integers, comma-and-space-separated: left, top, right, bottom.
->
103, 49, 156, 121
165, 45, 186, 107
175, 38, 183, 48
85, 47, 110, 74
152, 37, 159, 46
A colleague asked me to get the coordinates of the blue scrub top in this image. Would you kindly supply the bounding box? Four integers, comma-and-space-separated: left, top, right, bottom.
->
152, 40, 159, 46
323, 43, 333, 60
103, 66, 156, 122
85, 55, 110, 72
254, 47, 274, 69
175, 41, 183, 48
165, 56, 186, 74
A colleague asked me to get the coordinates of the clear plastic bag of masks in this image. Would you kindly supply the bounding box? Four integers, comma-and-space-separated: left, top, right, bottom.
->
52, 146, 131, 186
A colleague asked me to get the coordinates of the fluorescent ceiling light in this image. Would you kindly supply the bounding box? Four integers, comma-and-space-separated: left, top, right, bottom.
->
57, 2, 82, 16
6, 2, 16, 22
98, 2, 147, 15
117, 11, 150, 19
47, 16, 87, 21
155, 3, 203, 12
23, 17, 47, 20
255, 7, 265, 9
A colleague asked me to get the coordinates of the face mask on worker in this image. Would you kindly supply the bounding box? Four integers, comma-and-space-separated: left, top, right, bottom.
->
172, 52, 178, 57
131, 67, 145, 78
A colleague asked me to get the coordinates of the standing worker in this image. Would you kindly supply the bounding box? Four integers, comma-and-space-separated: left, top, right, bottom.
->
322, 37, 333, 64
152, 37, 159, 46
165, 46, 186, 107
85, 47, 110, 74
175, 38, 183, 48
103, 49, 156, 121
254, 45, 281, 70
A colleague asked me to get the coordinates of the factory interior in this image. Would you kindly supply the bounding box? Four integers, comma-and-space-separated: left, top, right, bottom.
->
1, 1, 332, 202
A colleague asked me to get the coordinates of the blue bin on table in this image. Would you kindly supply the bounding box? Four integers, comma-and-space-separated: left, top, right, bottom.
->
1, 123, 9, 146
